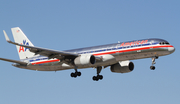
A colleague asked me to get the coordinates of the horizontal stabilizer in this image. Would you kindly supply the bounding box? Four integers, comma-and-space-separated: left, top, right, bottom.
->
0, 57, 27, 65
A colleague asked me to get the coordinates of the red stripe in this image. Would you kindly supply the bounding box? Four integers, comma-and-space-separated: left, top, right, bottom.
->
31, 59, 60, 65
93, 45, 173, 56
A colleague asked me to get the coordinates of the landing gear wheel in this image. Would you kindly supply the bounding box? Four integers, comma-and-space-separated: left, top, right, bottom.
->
98, 75, 103, 80
93, 76, 99, 81
70, 72, 74, 77
92, 75, 103, 81
150, 66, 155, 70
71, 72, 77, 78
76, 72, 81, 76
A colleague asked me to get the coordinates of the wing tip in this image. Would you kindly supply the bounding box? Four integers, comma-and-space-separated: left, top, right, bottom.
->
3, 30, 11, 42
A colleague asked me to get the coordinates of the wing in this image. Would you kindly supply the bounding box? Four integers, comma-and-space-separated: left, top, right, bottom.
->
3, 30, 79, 60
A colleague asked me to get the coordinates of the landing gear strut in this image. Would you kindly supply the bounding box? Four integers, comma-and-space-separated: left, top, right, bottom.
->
92, 66, 103, 81
71, 67, 81, 78
150, 56, 158, 70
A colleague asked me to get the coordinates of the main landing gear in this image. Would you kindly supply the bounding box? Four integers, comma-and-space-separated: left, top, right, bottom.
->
70, 66, 103, 81
150, 56, 158, 70
92, 66, 103, 81
71, 67, 81, 78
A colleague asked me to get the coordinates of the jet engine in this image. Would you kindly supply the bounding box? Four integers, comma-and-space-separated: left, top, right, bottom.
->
74, 54, 96, 66
110, 61, 134, 73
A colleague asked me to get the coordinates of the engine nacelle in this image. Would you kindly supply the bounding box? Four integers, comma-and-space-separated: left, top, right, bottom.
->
110, 61, 134, 73
74, 54, 96, 66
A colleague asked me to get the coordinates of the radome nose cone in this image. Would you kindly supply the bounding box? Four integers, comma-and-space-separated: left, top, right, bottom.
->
168, 47, 175, 53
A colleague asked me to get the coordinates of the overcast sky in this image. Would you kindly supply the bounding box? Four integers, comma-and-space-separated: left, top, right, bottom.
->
0, 0, 179, 104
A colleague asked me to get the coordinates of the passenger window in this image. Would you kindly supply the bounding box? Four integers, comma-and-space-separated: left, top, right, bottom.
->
30, 60, 34, 62
107, 49, 111, 51
36, 59, 40, 61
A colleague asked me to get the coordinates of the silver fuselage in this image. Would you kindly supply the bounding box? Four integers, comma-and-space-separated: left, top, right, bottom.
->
14, 38, 175, 71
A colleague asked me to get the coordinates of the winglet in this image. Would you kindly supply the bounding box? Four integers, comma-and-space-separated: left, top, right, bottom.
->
3, 30, 11, 42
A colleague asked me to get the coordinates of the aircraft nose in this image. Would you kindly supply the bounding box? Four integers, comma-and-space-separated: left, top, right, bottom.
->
168, 46, 175, 53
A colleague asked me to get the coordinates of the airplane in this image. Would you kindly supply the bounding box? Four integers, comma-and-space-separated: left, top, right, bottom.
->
1, 27, 175, 81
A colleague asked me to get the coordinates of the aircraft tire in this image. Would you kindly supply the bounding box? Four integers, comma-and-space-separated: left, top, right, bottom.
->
76, 72, 81, 76
98, 75, 103, 80
150, 66, 155, 70
93, 76, 99, 81
71, 72, 77, 78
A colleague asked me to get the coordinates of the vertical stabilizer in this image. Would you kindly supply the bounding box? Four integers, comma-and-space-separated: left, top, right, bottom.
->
11, 27, 35, 60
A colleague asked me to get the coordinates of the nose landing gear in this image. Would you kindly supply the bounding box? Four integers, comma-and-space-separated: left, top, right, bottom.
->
150, 56, 158, 70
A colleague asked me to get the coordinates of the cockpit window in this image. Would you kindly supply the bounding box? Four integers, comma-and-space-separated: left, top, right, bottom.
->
159, 42, 170, 45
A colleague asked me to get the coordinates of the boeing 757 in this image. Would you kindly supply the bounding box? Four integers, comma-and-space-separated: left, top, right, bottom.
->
1, 27, 175, 81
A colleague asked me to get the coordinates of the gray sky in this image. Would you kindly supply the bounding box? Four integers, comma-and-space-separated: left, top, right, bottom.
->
0, 0, 179, 104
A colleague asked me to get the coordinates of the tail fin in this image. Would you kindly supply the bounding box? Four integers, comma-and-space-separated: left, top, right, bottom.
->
11, 27, 35, 60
